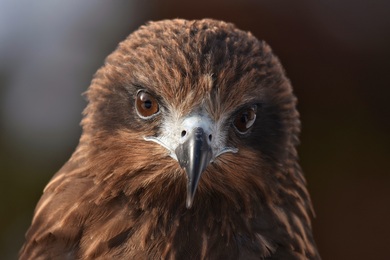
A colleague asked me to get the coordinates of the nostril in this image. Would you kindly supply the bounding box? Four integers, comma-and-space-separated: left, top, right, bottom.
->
181, 130, 187, 137
208, 134, 212, 141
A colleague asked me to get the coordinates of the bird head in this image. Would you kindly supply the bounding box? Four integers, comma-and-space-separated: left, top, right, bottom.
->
20, 19, 319, 260
82, 19, 301, 211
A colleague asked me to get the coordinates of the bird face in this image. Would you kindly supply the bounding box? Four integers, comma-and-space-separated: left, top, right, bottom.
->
21, 19, 320, 259
138, 87, 240, 207
85, 19, 296, 210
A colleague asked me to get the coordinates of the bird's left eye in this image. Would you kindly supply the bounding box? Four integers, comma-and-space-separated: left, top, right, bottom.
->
233, 105, 257, 133
136, 91, 159, 118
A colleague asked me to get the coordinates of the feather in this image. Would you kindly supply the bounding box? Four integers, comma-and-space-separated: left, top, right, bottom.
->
20, 19, 320, 259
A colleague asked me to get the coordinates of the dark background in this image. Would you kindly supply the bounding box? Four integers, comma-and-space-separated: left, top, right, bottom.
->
1, 1, 389, 259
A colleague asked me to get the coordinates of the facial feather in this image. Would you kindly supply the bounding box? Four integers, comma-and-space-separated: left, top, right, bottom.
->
20, 19, 320, 259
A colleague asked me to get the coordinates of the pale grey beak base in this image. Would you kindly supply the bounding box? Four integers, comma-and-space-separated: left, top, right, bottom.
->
144, 113, 238, 209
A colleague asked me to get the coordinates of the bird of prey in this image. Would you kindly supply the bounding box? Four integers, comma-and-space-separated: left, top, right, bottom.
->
20, 19, 320, 259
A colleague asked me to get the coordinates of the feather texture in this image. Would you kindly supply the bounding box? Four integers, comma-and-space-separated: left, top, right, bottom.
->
20, 19, 320, 259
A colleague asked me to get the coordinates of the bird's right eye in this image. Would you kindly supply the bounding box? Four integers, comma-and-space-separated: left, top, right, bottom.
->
135, 91, 159, 118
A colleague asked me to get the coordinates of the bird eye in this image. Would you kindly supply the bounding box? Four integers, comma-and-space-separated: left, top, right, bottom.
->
233, 105, 257, 133
136, 91, 159, 118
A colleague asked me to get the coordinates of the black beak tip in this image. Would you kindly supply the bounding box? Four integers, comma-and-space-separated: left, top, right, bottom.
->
186, 196, 193, 209
185, 179, 197, 208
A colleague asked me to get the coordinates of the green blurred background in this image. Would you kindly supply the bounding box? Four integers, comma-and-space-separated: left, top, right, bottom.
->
1, 0, 389, 259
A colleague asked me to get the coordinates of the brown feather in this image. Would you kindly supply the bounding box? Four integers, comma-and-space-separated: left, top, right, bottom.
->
20, 19, 320, 259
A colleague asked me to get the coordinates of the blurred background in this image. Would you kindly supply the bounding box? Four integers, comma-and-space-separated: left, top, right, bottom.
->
1, 0, 389, 259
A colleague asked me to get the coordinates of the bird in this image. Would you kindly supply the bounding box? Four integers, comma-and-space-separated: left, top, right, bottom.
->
20, 19, 320, 259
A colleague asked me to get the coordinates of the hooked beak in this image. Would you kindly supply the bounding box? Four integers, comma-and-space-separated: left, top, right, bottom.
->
175, 127, 213, 208
144, 114, 238, 209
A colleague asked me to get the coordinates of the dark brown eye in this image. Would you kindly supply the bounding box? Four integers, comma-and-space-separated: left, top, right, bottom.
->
233, 105, 257, 133
136, 91, 159, 118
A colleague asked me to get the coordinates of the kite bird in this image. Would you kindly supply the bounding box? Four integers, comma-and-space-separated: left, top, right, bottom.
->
20, 19, 320, 259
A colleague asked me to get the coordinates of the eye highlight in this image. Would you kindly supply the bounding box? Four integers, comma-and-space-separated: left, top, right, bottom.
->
135, 91, 159, 118
233, 105, 257, 133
